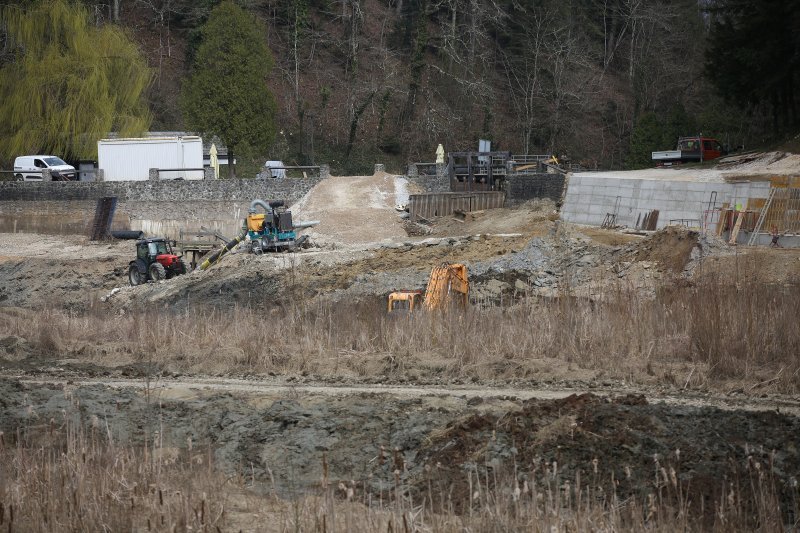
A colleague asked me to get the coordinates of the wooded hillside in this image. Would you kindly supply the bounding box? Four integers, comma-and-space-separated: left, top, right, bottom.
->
2, 0, 798, 173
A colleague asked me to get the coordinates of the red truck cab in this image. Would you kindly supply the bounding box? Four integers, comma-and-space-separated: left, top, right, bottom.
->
652, 136, 727, 166
677, 137, 725, 162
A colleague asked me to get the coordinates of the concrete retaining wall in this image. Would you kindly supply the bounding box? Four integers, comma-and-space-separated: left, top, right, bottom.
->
561, 174, 771, 229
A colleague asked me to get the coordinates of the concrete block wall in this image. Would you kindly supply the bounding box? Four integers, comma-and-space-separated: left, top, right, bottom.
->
505, 173, 565, 205
561, 174, 771, 229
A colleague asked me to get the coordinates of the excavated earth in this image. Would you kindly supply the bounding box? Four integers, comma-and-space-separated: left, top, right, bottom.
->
1, 377, 799, 521
2, 166, 800, 524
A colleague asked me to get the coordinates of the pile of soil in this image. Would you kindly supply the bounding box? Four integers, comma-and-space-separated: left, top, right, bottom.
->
625, 226, 700, 273
417, 393, 800, 522
0, 234, 131, 308
292, 172, 411, 246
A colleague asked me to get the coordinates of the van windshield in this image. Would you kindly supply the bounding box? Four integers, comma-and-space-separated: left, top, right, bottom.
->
43, 157, 67, 166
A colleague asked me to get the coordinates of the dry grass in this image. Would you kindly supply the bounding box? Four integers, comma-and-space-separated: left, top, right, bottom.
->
0, 278, 798, 392
1, 416, 792, 532
0, 416, 225, 531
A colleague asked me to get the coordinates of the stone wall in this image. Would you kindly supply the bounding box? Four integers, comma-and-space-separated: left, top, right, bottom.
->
406, 174, 450, 193
0, 177, 321, 203
505, 173, 565, 205
0, 178, 322, 239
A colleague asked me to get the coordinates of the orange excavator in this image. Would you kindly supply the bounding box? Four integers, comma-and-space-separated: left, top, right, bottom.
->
387, 263, 469, 313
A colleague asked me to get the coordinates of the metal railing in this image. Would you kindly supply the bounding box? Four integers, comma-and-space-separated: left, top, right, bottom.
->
669, 218, 701, 228
259, 165, 322, 178
152, 167, 208, 180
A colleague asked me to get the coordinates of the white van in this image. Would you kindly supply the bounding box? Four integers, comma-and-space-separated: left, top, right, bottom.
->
13, 155, 77, 181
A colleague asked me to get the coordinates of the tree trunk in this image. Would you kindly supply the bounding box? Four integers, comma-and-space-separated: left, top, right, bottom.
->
345, 92, 376, 160
113, 0, 120, 22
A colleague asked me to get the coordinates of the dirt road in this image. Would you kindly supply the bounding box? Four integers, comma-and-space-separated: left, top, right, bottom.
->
14, 374, 800, 416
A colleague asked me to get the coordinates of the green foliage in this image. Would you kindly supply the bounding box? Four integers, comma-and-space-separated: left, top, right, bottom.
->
626, 105, 697, 169
625, 113, 664, 170
0, 0, 151, 160
181, 1, 277, 163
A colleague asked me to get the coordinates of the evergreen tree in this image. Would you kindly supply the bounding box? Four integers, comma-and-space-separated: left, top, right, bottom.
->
0, 0, 151, 160
181, 1, 277, 177
625, 112, 665, 169
705, 0, 799, 130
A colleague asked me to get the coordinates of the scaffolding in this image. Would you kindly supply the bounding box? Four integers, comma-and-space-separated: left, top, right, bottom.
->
752, 186, 800, 235
715, 181, 800, 244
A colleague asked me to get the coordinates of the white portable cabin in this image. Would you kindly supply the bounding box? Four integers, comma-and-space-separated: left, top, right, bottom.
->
98, 136, 204, 181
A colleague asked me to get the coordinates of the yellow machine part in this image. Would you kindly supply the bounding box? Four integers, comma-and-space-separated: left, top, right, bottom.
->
247, 213, 265, 232
387, 291, 422, 313
423, 263, 469, 311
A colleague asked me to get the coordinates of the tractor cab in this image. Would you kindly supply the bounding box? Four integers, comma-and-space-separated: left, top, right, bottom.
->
387, 290, 423, 314
137, 238, 180, 266
129, 238, 187, 286
137, 239, 171, 260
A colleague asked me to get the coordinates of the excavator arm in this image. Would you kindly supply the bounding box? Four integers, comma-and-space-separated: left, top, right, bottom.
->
423, 263, 469, 311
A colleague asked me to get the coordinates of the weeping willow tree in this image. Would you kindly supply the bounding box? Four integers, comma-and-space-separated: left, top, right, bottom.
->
0, 0, 152, 160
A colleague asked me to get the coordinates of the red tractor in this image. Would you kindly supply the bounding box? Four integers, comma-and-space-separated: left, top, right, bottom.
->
128, 237, 187, 286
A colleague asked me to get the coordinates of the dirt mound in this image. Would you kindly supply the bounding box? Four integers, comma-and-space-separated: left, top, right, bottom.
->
0, 233, 131, 308
719, 151, 800, 178
429, 200, 556, 238
291, 172, 410, 246
624, 226, 700, 273
417, 393, 800, 519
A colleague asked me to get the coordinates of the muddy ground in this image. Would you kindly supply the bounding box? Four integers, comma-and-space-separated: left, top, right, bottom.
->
2, 166, 800, 526
2, 376, 798, 523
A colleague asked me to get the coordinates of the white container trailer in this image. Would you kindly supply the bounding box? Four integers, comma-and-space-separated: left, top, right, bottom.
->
98, 136, 204, 181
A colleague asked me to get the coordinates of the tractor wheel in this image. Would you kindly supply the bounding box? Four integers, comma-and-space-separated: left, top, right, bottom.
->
149, 262, 167, 281
128, 265, 143, 286
176, 258, 188, 275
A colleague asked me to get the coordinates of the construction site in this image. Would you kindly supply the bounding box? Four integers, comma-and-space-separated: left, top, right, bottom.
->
1, 151, 799, 531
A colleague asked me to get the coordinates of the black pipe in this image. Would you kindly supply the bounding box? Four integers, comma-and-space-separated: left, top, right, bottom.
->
111, 230, 144, 240
198, 228, 247, 270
